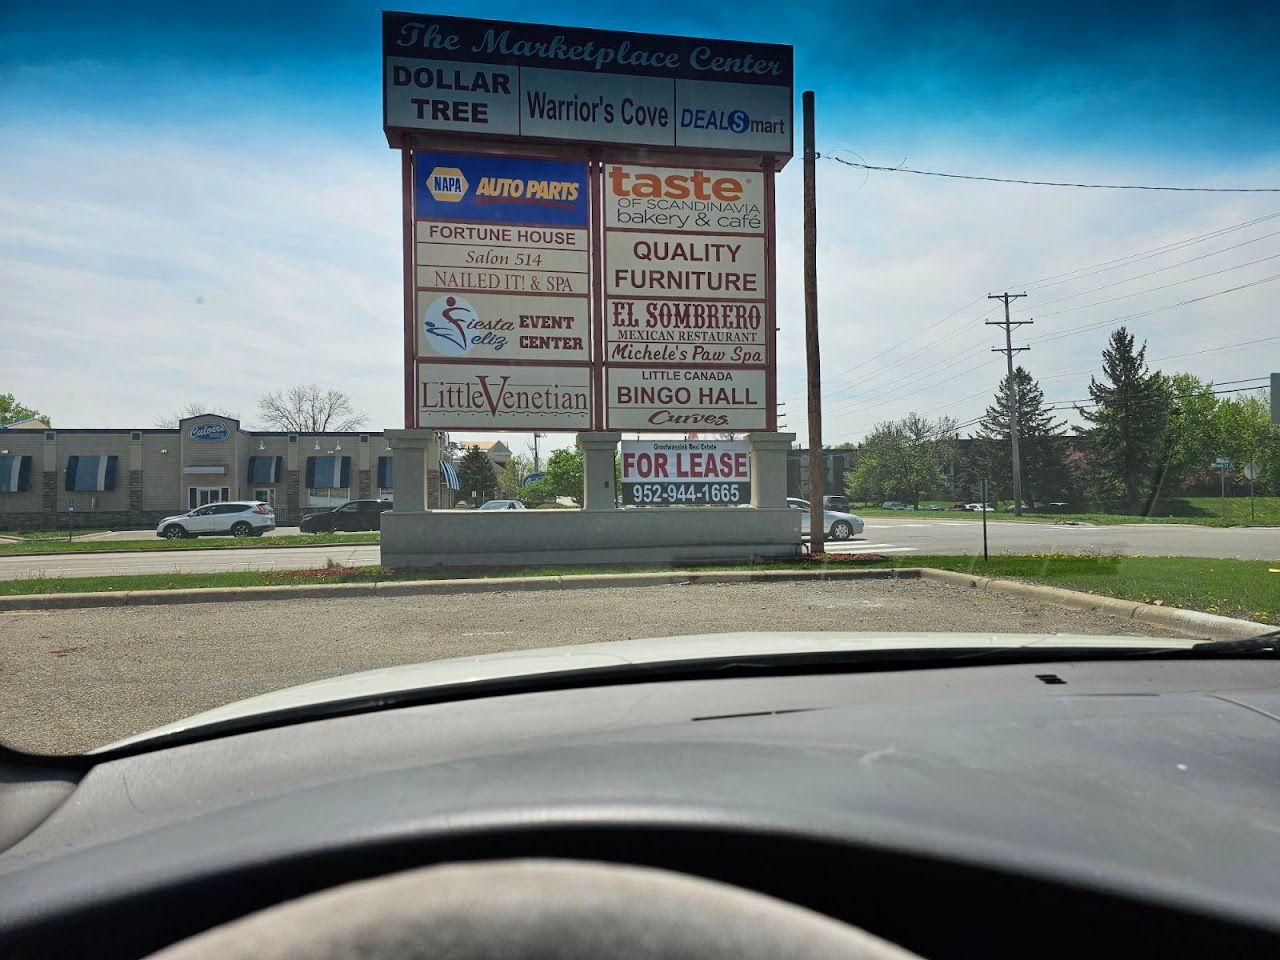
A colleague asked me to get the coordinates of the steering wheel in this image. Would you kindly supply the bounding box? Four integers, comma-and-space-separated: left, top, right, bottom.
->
147, 859, 922, 960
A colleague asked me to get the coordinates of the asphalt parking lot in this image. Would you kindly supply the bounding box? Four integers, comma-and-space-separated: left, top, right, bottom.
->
1, 578, 1181, 755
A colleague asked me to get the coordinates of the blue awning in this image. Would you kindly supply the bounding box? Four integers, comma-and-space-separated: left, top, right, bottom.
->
440, 459, 460, 491
64, 455, 117, 492
247, 456, 282, 484
0, 455, 32, 493
305, 455, 350, 489
377, 456, 393, 489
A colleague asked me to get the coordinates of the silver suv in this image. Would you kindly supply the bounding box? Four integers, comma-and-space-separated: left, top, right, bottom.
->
155, 501, 276, 539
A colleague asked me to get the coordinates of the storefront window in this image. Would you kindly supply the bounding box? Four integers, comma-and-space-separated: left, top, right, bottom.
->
307, 487, 349, 507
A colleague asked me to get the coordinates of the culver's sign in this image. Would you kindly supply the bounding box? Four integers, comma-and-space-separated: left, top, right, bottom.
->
189, 422, 231, 443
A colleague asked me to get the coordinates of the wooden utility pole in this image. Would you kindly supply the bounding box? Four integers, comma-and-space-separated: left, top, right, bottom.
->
803, 91, 824, 555
986, 293, 1030, 516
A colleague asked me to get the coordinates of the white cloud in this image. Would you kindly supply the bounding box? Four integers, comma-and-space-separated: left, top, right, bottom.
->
2, 123, 1276, 455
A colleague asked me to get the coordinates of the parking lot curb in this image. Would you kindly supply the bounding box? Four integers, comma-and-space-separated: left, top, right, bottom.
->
917, 568, 1270, 640
0, 566, 1269, 641
0, 566, 920, 610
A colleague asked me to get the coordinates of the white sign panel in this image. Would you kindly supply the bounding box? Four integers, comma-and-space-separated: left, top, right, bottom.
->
418, 363, 592, 430
604, 164, 766, 233
607, 367, 768, 430
605, 299, 767, 365
383, 13, 793, 160
605, 232, 766, 298
621, 439, 750, 506
416, 291, 590, 363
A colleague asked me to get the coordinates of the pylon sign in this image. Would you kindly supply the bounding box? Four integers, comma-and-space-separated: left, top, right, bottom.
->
385, 12, 792, 432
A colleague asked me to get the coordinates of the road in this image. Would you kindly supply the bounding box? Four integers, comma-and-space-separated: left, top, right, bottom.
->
1, 578, 1182, 754
0, 516, 1275, 581
835, 516, 1279, 560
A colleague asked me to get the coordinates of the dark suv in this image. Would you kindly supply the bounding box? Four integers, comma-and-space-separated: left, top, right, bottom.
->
299, 499, 393, 533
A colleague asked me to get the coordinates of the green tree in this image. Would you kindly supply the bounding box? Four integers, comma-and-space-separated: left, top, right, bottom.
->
1076, 328, 1172, 513
1162, 373, 1221, 491
457, 445, 497, 504
0, 393, 47, 426
1219, 391, 1280, 494
521, 447, 584, 505
844, 414, 956, 507
495, 453, 533, 499
974, 366, 1072, 507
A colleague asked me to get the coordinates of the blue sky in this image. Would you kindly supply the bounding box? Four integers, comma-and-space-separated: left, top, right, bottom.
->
2, 1, 1277, 444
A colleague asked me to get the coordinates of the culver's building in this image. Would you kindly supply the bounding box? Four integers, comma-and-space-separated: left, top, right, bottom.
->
0, 414, 461, 531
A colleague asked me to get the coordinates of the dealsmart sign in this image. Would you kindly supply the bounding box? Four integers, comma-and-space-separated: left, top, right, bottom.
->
621, 439, 750, 506
383, 13, 793, 158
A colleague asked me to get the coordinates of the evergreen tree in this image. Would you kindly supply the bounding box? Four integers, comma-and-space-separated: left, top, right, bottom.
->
975, 366, 1071, 507
457, 445, 497, 504
1076, 328, 1172, 513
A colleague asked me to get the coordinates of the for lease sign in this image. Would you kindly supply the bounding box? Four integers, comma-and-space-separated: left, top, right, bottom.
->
383, 13, 793, 159
621, 439, 750, 505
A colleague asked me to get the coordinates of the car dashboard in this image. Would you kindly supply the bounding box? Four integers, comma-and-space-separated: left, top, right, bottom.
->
2, 658, 1279, 958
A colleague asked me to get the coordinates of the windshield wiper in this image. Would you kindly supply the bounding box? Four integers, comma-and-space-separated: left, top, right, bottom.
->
1189, 632, 1280, 657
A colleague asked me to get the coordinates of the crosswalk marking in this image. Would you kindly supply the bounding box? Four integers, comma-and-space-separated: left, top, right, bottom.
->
824, 541, 918, 554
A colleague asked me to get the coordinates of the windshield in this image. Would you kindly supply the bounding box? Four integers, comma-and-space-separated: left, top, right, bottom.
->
1, 4, 1276, 757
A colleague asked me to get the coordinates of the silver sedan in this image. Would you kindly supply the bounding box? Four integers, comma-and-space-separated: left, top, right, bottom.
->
786, 497, 865, 541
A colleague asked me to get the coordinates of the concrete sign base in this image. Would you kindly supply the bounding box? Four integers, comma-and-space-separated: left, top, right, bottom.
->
381, 506, 800, 568
380, 430, 799, 569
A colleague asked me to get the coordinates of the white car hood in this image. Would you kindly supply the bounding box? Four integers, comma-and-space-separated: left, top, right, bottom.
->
100, 631, 1196, 752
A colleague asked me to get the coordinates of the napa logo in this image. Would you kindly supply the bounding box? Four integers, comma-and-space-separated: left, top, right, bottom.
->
189, 422, 230, 443
427, 166, 468, 202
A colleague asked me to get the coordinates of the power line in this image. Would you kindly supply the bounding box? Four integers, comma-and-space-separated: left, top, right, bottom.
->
1028, 253, 1280, 322
821, 154, 1280, 193
1015, 212, 1280, 292
1013, 231, 1280, 312
786, 213, 1280, 407
1029, 273, 1280, 346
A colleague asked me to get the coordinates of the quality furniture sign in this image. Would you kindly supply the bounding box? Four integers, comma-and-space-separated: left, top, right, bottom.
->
383, 13, 793, 158
620, 439, 750, 505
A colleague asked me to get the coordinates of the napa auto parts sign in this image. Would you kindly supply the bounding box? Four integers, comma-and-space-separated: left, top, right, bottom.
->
621, 439, 750, 505
383, 12, 793, 158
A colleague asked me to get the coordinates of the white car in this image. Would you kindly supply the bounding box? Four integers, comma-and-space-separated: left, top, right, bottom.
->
786, 497, 865, 541
155, 501, 276, 539
478, 499, 527, 511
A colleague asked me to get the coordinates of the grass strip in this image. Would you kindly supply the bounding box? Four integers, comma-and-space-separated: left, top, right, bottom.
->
1, 553, 1274, 625
852, 496, 1279, 527
0, 532, 380, 556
